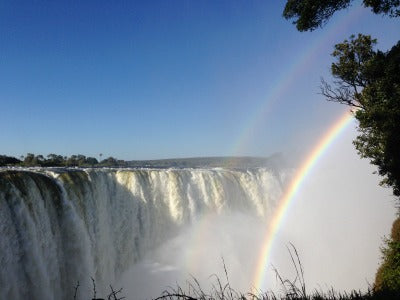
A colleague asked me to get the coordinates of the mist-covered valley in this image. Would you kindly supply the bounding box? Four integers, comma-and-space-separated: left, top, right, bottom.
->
0, 129, 395, 299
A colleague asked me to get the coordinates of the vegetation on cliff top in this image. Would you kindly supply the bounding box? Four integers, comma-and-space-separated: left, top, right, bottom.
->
0, 153, 281, 169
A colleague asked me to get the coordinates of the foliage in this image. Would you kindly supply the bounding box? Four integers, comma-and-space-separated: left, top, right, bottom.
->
152, 245, 400, 300
320, 34, 377, 108
100, 156, 119, 167
283, 0, 351, 31
374, 218, 400, 291
0, 155, 283, 169
46, 153, 66, 166
283, 1, 400, 294
353, 41, 400, 196
322, 35, 400, 197
0, 155, 21, 166
364, 0, 400, 16
0, 153, 128, 168
283, 0, 399, 31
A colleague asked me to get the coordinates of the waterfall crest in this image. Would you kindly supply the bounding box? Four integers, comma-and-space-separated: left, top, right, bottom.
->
0, 168, 284, 299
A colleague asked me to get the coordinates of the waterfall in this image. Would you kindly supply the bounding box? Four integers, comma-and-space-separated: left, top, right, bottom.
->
0, 167, 284, 299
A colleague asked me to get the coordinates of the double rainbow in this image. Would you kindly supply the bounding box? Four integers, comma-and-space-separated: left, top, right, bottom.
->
236, 5, 364, 291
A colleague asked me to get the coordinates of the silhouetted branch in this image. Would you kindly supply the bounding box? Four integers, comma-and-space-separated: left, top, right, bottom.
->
288, 243, 306, 298
320, 78, 363, 109
108, 285, 125, 300
91, 277, 97, 300
222, 256, 234, 300
73, 281, 80, 300
154, 294, 197, 300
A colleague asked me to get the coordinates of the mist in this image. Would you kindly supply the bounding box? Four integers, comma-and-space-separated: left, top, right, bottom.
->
275, 124, 395, 292
0, 125, 395, 300
119, 124, 395, 298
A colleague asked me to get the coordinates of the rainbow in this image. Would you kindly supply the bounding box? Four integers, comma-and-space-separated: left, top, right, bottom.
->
252, 111, 354, 291
231, 5, 364, 156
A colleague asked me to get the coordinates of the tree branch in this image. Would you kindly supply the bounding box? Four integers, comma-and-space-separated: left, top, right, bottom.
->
320, 78, 364, 109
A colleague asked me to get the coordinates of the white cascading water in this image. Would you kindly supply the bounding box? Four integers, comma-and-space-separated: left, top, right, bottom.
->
0, 167, 285, 300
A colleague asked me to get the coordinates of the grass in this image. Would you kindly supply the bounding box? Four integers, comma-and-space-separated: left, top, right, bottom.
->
153, 244, 400, 300
74, 244, 400, 300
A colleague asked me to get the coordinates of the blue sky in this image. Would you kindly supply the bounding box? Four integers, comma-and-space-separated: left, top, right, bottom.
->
0, 1, 398, 160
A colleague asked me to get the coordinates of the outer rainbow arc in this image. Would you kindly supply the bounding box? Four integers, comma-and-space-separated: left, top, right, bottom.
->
230, 5, 364, 157
253, 111, 354, 291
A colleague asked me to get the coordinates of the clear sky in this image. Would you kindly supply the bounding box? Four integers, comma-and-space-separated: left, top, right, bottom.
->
1, 0, 398, 160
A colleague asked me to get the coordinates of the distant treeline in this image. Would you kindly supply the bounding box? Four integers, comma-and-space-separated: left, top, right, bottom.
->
0, 153, 283, 169
0, 153, 126, 167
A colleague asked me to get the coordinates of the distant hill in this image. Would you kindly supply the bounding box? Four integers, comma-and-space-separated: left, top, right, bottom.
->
125, 154, 286, 169
0, 153, 288, 170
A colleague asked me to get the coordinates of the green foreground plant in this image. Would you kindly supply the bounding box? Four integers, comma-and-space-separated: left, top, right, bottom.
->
153, 244, 400, 300
374, 217, 400, 291
71, 244, 400, 299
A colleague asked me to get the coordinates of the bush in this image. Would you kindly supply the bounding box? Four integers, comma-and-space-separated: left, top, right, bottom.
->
374, 217, 400, 291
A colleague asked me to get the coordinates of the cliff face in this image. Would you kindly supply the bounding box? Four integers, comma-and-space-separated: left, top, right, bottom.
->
0, 168, 284, 300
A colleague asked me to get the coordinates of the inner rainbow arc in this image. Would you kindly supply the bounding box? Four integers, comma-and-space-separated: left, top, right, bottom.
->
253, 111, 354, 291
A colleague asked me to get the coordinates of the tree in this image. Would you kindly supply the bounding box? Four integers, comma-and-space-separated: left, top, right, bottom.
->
24, 153, 38, 166
0, 155, 21, 166
375, 217, 400, 291
283, 0, 400, 292
283, 0, 399, 31
46, 153, 64, 166
321, 35, 400, 197
100, 156, 118, 167
85, 157, 99, 166
76, 154, 87, 166
283, 0, 400, 198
